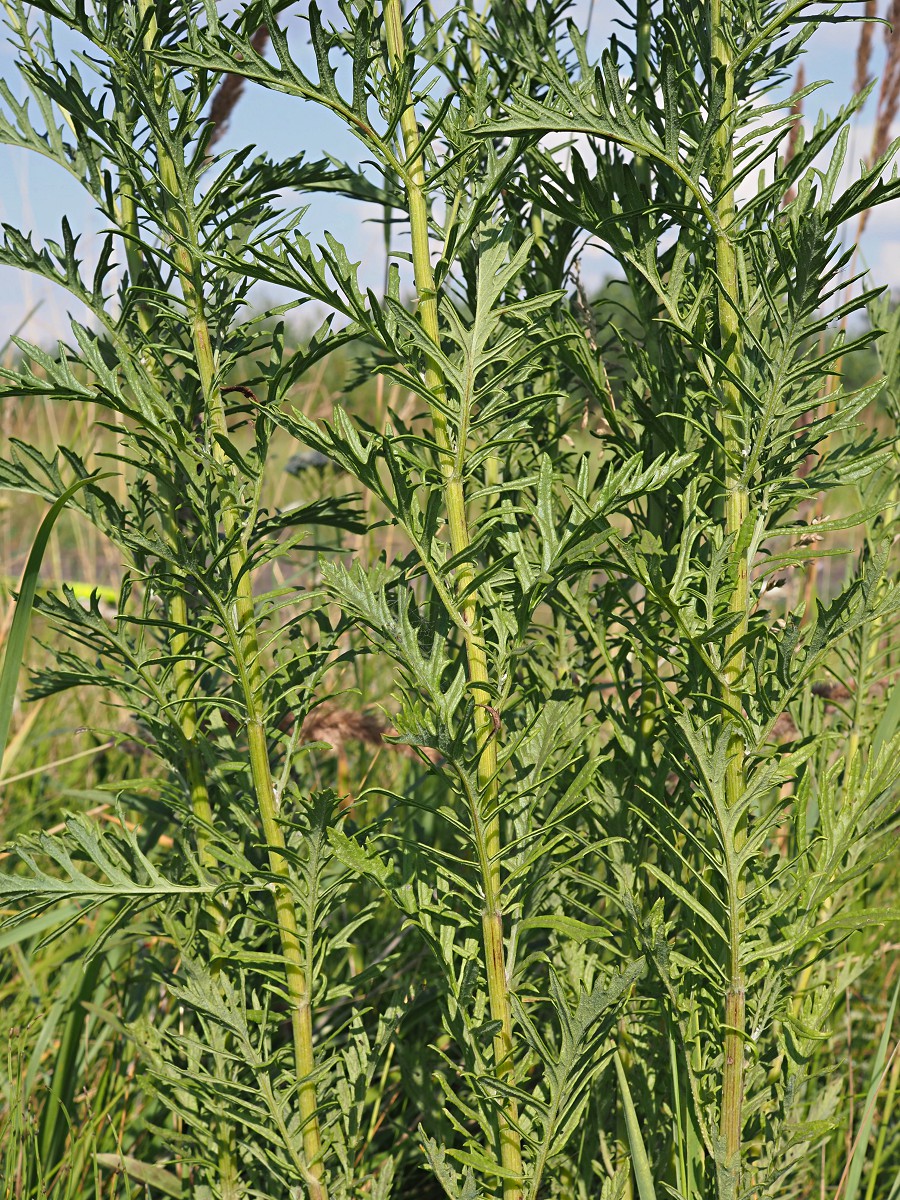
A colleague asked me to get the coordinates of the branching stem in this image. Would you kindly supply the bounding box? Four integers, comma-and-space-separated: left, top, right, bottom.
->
137, 5, 327, 1192
181, 275, 327, 1200
382, 2, 523, 1195
634, 0, 660, 771
116, 132, 216, 868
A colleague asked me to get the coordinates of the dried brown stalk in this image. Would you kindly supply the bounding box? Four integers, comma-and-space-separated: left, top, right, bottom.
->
872, 59, 900, 165
786, 65, 806, 163
782, 64, 806, 206
298, 703, 441, 763
298, 704, 397, 753
802, 4, 897, 616
888, 0, 900, 46
207, 26, 271, 149
221, 701, 441, 763
0, 804, 174, 863
860, 1, 900, 231
855, 2, 879, 97
770, 711, 798, 742
812, 678, 891, 703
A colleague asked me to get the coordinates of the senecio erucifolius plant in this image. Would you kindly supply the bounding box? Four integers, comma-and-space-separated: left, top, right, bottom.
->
1, 0, 900, 1197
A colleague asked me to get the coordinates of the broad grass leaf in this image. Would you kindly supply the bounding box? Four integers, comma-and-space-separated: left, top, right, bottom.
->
840, 983, 900, 1200
0, 473, 110, 770
614, 1051, 657, 1200
95, 1154, 184, 1197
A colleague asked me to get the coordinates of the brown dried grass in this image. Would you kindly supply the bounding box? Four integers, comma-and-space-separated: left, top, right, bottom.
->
782, 64, 806, 206
786, 63, 806, 164
298, 703, 441, 763
855, 1, 879, 96
859, 0, 900, 230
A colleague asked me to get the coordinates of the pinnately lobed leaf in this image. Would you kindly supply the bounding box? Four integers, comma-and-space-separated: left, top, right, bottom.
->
0, 1, 898, 1198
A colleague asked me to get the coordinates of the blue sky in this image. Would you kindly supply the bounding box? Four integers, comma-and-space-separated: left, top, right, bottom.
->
0, 2, 897, 346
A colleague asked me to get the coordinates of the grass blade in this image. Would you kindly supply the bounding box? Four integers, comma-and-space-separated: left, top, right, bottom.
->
95, 1153, 184, 1197
0, 475, 107, 771
614, 1050, 657, 1200
840, 981, 900, 1200
38, 953, 103, 1169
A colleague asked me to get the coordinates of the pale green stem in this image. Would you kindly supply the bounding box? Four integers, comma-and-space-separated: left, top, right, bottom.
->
710, 0, 747, 1185
178, 252, 327, 1200
120, 25, 233, 1187
633, 0, 652, 196
865, 1043, 900, 1200
137, 7, 326, 1192
116, 97, 216, 872
846, 617, 871, 775
382, 3, 522, 1195
634, 0, 659, 768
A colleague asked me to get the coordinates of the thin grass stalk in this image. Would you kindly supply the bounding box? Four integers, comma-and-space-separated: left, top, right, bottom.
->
136, 5, 327, 1192
709, 0, 748, 1185
382, 2, 523, 1195
855, 1, 878, 97
864, 1036, 900, 1200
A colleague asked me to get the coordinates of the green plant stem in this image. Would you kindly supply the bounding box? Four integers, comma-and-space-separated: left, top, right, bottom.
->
634, 0, 659, 768
865, 1039, 900, 1200
184, 264, 326, 1200
116, 104, 216, 873
382, 2, 522, 1195
182, 267, 327, 1200
120, 121, 233, 1194
710, 0, 747, 1185
138, 8, 326, 1193
633, 0, 652, 196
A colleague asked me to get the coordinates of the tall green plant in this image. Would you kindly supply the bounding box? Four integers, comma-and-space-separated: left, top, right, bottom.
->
0, 2, 899, 1198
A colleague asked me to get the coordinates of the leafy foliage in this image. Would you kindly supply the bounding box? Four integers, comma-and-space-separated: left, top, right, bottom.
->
1, 1, 899, 1198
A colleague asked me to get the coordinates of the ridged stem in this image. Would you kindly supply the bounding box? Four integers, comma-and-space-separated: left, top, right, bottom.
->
119, 95, 238, 1190
138, 7, 326, 1192
634, 0, 659, 770
165, 517, 218, 867
116, 89, 217, 872
179, 253, 327, 1200
634, 0, 652, 195
710, 0, 747, 1185
382, 3, 522, 1195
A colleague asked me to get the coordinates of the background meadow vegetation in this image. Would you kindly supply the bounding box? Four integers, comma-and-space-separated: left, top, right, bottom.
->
3, 2, 900, 1199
